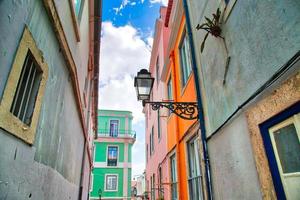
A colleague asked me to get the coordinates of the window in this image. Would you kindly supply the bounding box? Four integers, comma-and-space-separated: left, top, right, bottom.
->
268, 114, 300, 199
158, 166, 163, 197
73, 0, 84, 18
150, 126, 155, 155
105, 174, 118, 191
157, 110, 161, 140
167, 77, 173, 116
107, 146, 118, 166
170, 154, 178, 200
109, 120, 119, 137
167, 77, 173, 100
151, 174, 156, 200
156, 56, 160, 85
146, 144, 149, 163
187, 137, 203, 200
259, 102, 300, 200
10, 52, 43, 125
179, 31, 192, 88
0, 26, 48, 145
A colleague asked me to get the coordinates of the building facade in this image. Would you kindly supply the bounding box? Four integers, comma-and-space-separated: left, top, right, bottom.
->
160, 1, 205, 200
144, 6, 171, 200
90, 110, 136, 200
146, 0, 300, 199
184, 0, 300, 199
0, 0, 101, 199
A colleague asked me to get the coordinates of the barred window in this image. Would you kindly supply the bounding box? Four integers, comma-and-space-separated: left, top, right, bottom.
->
10, 52, 42, 125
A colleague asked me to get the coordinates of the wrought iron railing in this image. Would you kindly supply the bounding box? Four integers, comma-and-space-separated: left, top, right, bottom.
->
97, 129, 136, 138
188, 175, 203, 200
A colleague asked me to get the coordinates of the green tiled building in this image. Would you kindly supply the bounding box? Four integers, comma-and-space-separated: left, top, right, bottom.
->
90, 110, 136, 199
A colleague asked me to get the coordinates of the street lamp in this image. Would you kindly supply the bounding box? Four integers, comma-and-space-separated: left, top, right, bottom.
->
134, 69, 198, 120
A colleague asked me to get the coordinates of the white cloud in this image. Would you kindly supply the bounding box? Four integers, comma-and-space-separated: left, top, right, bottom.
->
100, 22, 150, 85
99, 22, 151, 125
113, 0, 138, 15
99, 75, 145, 124
149, 0, 168, 6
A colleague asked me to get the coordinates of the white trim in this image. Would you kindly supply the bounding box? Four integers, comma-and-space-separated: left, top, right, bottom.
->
89, 197, 130, 200
123, 143, 129, 197
106, 145, 119, 167
104, 174, 119, 192
94, 162, 132, 168
90, 173, 94, 192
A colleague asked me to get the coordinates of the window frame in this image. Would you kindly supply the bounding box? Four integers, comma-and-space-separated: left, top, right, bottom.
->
104, 174, 118, 192
259, 102, 300, 199
156, 56, 160, 86
157, 109, 161, 141
109, 119, 120, 137
179, 30, 193, 89
69, 0, 85, 41
170, 153, 178, 200
106, 145, 119, 167
186, 136, 204, 200
0, 26, 48, 145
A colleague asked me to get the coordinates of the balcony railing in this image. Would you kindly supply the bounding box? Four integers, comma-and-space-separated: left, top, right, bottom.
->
97, 129, 136, 138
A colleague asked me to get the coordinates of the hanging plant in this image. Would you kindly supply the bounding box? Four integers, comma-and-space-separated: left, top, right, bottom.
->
196, 8, 223, 52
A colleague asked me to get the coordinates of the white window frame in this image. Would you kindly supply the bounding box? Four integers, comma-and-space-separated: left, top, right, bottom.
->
106, 145, 119, 167
104, 174, 119, 192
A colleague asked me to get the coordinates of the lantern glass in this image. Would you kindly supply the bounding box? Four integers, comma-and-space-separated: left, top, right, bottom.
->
134, 69, 154, 101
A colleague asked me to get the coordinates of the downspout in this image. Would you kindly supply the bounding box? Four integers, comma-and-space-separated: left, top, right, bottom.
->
182, 0, 213, 199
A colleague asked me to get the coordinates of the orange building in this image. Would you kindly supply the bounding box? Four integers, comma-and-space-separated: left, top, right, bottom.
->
161, 1, 207, 199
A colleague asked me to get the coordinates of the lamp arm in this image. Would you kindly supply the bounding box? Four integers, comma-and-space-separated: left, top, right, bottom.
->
144, 101, 198, 120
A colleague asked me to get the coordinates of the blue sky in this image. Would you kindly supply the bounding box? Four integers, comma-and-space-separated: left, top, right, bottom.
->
102, 0, 164, 39
99, 0, 168, 177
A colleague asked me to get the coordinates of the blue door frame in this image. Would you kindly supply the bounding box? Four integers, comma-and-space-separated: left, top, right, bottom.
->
259, 101, 300, 200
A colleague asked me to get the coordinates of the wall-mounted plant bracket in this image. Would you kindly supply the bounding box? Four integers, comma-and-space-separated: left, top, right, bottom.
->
196, 8, 231, 85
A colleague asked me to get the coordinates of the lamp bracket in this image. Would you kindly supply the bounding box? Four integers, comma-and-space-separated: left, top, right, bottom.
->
144, 101, 198, 120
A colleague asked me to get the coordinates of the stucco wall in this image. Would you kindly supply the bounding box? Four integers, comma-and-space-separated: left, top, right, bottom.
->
208, 113, 262, 199
187, 0, 300, 134
185, 0, 300, 199
0, 0, 90, 199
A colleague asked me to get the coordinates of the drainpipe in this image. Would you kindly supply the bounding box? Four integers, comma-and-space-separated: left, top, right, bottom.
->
182, 0, 213, 199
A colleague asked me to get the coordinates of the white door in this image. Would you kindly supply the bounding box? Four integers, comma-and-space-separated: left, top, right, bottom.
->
269, 113, 300, 200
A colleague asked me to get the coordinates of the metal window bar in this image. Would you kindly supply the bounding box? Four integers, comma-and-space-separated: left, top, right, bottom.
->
10, 53, 42, 125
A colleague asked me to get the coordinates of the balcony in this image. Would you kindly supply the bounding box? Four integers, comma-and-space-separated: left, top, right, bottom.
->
97, 129, 136, 139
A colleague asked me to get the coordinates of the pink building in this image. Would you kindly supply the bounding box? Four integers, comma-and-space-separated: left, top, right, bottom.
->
144, 6, 171, 200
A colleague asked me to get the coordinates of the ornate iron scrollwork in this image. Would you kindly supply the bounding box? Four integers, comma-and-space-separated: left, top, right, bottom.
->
145, 101, 198, 120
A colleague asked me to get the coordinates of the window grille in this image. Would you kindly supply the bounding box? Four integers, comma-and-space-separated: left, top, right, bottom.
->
10, 51, 42, 125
